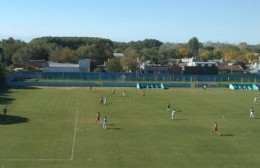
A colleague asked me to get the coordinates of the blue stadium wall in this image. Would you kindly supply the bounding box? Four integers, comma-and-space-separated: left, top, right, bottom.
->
5, 72, 260, 88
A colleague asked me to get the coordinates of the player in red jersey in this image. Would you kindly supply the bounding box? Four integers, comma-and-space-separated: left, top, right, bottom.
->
96, 112, 101, 124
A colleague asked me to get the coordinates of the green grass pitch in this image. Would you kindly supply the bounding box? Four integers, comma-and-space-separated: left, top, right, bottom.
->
0, 87, 260, 168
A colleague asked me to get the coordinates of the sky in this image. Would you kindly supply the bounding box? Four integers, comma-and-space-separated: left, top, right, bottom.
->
1, 0, 260, 44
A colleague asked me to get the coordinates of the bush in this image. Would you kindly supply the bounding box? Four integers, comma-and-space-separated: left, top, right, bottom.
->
0, 65, 6, 86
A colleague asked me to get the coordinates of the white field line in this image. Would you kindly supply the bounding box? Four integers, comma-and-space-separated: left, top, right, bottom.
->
0, 159, 68, 161
70, 100, 80, 161
0, 100, 80, 162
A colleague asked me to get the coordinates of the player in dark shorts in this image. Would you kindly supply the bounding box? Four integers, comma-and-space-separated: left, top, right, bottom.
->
99, 96, 104, 104
96, 112, 101, 124
211, 121, 220, 135
167, 103, 171, 110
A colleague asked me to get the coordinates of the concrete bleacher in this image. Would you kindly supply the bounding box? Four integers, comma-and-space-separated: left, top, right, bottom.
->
229, 84, 259, 90
137, 83, 165, 89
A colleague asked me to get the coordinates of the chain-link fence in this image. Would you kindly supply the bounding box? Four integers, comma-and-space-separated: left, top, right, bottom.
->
6, 72, 260, 88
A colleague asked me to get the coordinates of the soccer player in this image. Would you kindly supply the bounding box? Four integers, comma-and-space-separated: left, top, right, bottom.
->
3, 105, 7, 116
122, 90, 126, 96
111, 89, 115, 96
99, 96, 104, 104
250, 107, 254, 118
103, 116, 108, 129
254, 96, 258, 104
171, 109, 176, 120
142, 90, 145, 97
103, 97, 107, 105
167, 103, 171, 111
211, 121, 220, 135
203, 85, 207, 90
96, 112, 101, 124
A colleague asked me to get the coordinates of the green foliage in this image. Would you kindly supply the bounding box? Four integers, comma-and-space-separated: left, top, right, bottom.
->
12, 44, 50, 68
159, 43, 179, 59
54, 47, 78, 63
188, 37, 201, 55
12, 47, 30, 68
129, 39, 163, 50
0, 64, 6, 86
0, 48, 4, 63
105, 58, 123, 72
141, 47, 160, 63
0, 37, 27, 66
120, 48, 139, 72
32, 37, 114, 67
1, 36, 260, 72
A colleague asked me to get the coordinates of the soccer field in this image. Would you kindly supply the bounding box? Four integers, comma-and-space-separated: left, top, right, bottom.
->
0, 87, 260, 168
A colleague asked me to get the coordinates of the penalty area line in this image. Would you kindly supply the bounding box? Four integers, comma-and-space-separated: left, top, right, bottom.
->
70, 100, 80, 161
0, 100, 80, 162
0, 158, 68, 162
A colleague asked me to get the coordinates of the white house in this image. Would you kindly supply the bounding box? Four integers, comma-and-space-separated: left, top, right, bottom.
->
186, 61, 218, 67
140, 62, 168, 73
248, 63, 260, 74
180, 57, 219, 74
44, 59, 91, 72
113, 53, 125, 59
181, 57, 218, 67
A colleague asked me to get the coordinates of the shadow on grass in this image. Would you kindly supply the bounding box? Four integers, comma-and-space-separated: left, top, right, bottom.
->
220, 133, 234, 136
174, 118, 188, 121
252, 117, 260, 119
107, 127, 122, 130
0, 97, 15, 105
0, 88, 11, 94
0, 88, 15, 105
0, 115, 29, 125
107, 123, 122, 130
14, 86, 42, 90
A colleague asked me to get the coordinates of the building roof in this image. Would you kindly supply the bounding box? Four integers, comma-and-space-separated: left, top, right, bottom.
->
181, 57, 203, 63
113, 53, 125, 58
218, 65, 244, 72
47, 62, 79, 68
29, 60, 46, 68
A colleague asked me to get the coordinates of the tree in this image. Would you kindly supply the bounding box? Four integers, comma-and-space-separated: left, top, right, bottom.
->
212, 49, 223, 59
55, 48, 78, 63
31, 36, 114, 66
188, 37, 201, 56
178, 47, 190, 58
12, 45, 50, 69
199, 50, 213, 60
0, 64, 6, 86
105, 58, 123, 72
120, 48, 139, 72
0, 37, 26, 66
12, 47, 31, 69
159, 43, 178, 59
245, 53, 258, 63
0, 48, 4, 64
141, 47, 159, 63
129, 39, 163, 50
223, 50, 241, 62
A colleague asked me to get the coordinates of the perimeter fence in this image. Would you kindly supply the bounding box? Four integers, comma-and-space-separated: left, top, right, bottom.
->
6, 72, 260, 88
